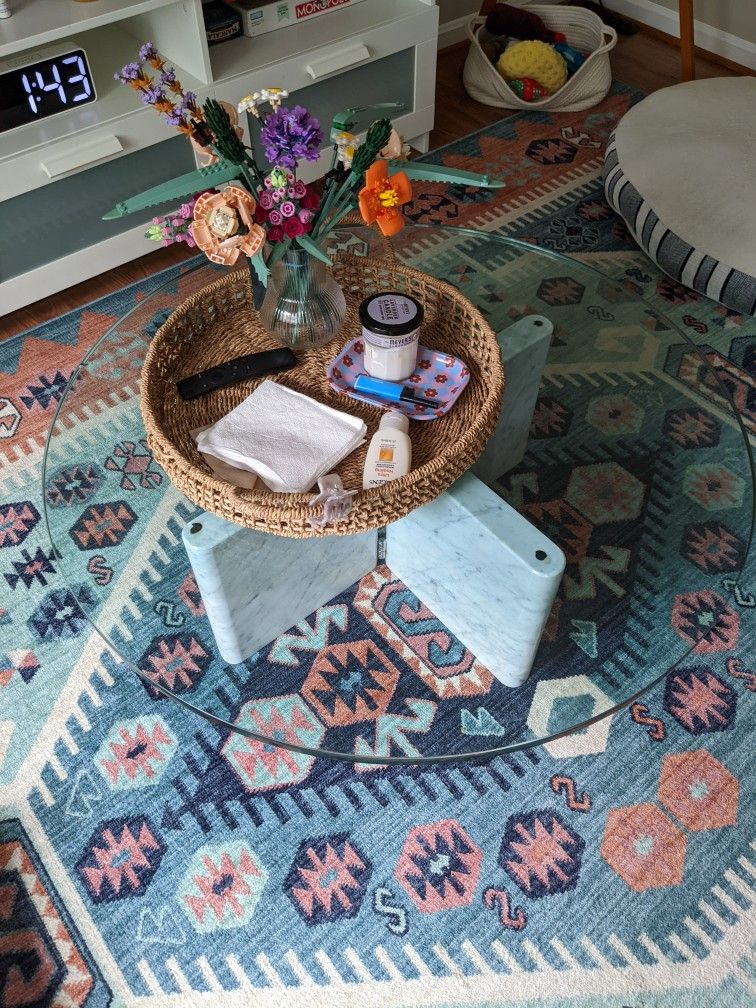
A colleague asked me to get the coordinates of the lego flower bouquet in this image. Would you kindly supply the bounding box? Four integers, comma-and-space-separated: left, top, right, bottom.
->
108, 45, 502, 350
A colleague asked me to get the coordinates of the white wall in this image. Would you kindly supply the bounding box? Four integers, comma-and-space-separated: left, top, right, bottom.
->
438, 0, 479, 22
653, 0, 755, 43
581, 0, 756, 70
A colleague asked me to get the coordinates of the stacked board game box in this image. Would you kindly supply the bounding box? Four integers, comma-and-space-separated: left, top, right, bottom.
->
228, 0, 367, 38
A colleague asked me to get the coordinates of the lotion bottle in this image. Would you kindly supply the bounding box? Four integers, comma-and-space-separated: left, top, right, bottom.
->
362, 411, 412, 488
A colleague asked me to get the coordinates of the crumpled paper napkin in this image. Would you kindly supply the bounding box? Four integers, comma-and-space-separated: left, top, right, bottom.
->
194, 380, 366, 493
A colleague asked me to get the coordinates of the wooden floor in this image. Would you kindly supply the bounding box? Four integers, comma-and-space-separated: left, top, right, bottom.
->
2, 28, 744, 340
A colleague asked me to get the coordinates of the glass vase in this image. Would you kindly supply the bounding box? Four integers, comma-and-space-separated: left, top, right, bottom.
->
259, 246, 347, 353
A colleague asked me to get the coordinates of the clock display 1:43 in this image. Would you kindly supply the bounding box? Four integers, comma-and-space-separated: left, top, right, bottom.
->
0, 47, 97, 133
22, 52, 92, 113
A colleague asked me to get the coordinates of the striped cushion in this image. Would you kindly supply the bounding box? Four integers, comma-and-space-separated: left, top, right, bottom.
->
603, 80, 756, 317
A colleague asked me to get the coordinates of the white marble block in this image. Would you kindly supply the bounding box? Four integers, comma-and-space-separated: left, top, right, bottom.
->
182, 513, 378, 664
387, 473, 565, 687
473, 314, 553, 482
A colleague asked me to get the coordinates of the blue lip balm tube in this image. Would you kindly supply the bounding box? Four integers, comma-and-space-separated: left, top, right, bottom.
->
354, 374, 441, 409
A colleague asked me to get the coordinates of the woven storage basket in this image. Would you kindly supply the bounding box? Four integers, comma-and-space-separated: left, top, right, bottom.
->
141, 253, 504, 538
463, 6, 617, 112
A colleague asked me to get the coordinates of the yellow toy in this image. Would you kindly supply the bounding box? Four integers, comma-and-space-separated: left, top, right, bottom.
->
497, 40, 568, 95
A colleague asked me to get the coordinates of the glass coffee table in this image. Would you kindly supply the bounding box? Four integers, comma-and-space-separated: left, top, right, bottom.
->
43, 223, 754, 764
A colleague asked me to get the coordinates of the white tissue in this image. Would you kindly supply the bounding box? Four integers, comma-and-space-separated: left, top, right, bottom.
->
195, 380, 366, 493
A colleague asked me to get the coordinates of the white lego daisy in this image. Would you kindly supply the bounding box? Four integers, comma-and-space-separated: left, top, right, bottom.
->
238, 88, 290, 118
331, 129, 359, 169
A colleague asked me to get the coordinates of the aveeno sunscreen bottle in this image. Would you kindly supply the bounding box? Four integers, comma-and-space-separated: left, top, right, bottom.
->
362, 411, 412, 488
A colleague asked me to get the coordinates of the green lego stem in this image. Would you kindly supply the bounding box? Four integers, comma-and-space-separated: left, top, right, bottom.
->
102, 160, 242, 219
249, 250, 269, 287
390, 162, 505, 188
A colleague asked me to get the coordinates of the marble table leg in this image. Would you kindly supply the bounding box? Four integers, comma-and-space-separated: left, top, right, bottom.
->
182, 513, 378, 664
386, 472, 565, 687
184, 473, 564, 685
473, 314, 553, 482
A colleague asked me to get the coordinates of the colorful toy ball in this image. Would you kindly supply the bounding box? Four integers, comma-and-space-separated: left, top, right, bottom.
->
497, 40, 568, 95
554, 41, 587, 74
508, 77, 548, 102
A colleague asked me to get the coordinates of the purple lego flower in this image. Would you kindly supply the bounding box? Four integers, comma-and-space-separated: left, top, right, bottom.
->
260, 105, 323, 170
164, 109, 188, 128
159, 67, 177, 86
180, 91, 199, 113
139, 42, 158, 62
141, 85, 165, 106
114, 62, 142, 83
145, 202, 196, 247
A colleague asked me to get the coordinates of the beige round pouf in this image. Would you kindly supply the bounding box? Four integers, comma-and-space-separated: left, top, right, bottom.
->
604, 77, 756, 316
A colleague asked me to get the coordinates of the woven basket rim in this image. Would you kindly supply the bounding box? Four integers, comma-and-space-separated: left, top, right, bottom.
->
140, 254, 505, 537
464, 5, 617, 112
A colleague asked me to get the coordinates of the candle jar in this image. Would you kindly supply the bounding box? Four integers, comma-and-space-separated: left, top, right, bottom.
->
359, 291, 424, 381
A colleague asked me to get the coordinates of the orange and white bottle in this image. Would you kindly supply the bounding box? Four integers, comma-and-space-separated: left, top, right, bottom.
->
362, 411, 412, 488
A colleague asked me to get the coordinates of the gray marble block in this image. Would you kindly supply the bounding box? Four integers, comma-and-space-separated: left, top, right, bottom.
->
473, 314, 553, 483
387, 473, 565, 687
183, 472, 564, 685
182, 513, 377, 664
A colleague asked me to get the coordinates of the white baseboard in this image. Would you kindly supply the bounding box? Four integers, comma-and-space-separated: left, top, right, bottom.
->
609, 0, 756, 72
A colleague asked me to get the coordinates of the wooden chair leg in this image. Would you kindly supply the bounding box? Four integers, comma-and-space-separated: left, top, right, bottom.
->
679, 0, 695, 81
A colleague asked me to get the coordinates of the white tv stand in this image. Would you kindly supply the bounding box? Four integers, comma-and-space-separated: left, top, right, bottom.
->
0, 0, 438, 314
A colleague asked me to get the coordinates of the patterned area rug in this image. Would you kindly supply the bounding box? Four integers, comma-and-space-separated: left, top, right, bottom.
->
1, 83, 755, 1008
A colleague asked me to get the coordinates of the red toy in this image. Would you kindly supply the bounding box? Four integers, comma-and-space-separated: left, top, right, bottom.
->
485, 2, 566, 45
508, 77, 548, 102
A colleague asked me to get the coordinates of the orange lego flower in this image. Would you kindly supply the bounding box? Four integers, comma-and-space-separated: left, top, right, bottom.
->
358, 160, 412, 237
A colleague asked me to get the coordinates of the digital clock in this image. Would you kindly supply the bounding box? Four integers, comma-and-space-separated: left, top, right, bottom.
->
0, 48, 96, 134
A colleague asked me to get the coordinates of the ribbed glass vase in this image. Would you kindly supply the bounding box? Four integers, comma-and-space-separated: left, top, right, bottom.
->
259, 247, 347, 353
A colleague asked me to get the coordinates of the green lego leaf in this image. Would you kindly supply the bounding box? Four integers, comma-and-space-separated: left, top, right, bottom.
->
249, 250, 269, 287
331, 102, 406, 133
203, 99, 250, 167
102, 160, 242, 219
391, 162, 505, 188
295, 234, 333, 265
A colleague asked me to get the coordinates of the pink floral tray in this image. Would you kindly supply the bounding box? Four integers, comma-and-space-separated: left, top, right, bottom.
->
326, 338, 470, 420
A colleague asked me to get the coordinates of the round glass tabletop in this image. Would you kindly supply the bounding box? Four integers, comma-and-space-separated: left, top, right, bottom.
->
43, 223, 754, 764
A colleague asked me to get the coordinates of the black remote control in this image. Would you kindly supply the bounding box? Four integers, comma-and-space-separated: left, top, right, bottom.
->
176, 347, 297, 400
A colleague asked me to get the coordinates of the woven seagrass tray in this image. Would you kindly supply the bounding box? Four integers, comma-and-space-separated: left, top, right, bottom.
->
141, 253, 504, 537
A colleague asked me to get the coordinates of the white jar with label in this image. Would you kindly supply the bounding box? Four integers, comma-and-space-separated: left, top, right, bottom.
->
359, 291, 424, 382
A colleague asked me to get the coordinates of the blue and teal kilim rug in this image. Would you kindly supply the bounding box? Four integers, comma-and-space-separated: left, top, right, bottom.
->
1, 83, 755, 1007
